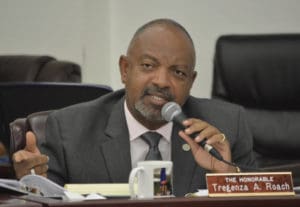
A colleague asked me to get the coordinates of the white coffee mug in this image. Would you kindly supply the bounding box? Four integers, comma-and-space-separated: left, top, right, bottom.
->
128, 161, 173, 199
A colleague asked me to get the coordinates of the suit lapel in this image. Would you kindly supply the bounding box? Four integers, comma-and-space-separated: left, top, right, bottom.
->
97, 95, 200, 191
100, 97, 132, 182
171, 123, 197, 196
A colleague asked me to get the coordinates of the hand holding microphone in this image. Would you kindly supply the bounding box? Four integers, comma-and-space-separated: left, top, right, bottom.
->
161, 102, 236, 172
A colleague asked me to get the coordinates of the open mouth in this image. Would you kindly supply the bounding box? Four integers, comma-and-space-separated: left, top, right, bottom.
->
148, 94, 168, 106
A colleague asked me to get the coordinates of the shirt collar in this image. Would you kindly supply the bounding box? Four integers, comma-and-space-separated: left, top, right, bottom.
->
124, 101, 173, 142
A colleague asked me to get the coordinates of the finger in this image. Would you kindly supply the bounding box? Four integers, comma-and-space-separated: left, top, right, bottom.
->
13, 155, 49, 178
14, 160, 30, 179
206, 134, 221, 145
184, 119, 219, 142
26, 155, 49, 169
17, 154, 48, 171
12, 151, 24, 163
40, 173, 48, 178
32, 164, 49, 175
194, 127, 219, 142
205, 133, 226, 145
13, 149, 47, 164
12, 150, 31, 163
25, 131, 40, 154
183, 119, 208, 134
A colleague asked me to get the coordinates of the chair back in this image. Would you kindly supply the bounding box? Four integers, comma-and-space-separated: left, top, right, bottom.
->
0, 55, 81, 82
213, 34, 300, 109
9, 110, 51, 158
212, 34, 300, 185
0, 82, 112, 149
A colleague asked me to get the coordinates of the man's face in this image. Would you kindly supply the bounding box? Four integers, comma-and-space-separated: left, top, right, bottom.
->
119, 25, 196, 129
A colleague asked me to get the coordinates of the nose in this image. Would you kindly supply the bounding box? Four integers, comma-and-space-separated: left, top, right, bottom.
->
152, 67, 170, 88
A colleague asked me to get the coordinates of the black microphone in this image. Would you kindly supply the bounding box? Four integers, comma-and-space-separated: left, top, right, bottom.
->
161, 101, 224, 161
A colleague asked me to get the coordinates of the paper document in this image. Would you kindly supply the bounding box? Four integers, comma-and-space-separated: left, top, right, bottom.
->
185, 189, 209, 197
64, 183, 131, 197
0, 174, 105, 201
0, 174, 65, 197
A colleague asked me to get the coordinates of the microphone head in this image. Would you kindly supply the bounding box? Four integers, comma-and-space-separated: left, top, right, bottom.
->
161, 102, 182, 122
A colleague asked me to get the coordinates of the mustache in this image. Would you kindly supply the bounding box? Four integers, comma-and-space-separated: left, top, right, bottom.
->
142, 85, 174, 102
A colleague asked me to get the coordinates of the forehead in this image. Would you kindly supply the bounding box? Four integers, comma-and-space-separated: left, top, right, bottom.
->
128, 24, 195, 66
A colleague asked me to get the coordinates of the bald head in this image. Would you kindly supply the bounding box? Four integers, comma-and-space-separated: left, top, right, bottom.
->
127, 18, 196, 69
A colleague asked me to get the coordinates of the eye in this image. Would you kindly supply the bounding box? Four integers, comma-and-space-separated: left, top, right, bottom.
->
173, 69, 187, 78
141, 63, 154, 70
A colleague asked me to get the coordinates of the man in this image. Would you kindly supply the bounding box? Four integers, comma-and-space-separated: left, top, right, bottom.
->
13, 18, 256, 196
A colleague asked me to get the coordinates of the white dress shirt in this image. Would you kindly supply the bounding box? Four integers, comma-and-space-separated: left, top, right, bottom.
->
124, 101, 173, 168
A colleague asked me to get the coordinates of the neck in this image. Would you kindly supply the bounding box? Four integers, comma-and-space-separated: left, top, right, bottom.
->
140, 119, 167, 130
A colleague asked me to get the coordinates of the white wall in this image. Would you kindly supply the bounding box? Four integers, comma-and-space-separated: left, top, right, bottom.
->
0, 0, 111, 85
1, 0, 300, 98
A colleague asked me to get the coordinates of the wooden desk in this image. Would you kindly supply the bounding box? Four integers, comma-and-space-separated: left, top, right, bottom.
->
18, 194, 300, 207
0, 194, 42, 207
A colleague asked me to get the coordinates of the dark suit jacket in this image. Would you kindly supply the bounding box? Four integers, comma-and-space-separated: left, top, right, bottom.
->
40, 89, 256, 197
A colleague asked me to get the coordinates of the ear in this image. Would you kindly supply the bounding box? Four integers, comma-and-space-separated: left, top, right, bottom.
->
119, 55, 129, 84
190, 70, 197, 86
192, 71, 197, 83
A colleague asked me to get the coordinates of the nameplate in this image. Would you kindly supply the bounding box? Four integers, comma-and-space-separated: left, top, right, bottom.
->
206, 172, 295, 197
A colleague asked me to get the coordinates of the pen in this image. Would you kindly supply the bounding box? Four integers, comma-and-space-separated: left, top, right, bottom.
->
160, 168, 167, 195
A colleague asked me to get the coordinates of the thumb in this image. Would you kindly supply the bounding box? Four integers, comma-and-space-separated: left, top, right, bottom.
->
25, 131, 41, 154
